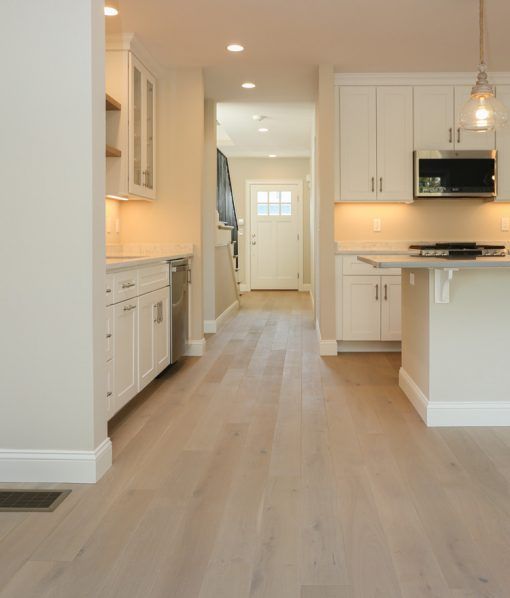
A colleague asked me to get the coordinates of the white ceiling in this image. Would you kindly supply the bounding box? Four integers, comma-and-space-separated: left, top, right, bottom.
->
107, 0, 510, 101
217, 103, 314, 158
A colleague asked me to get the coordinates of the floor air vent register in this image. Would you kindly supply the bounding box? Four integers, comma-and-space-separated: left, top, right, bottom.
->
0, 490, 71, 512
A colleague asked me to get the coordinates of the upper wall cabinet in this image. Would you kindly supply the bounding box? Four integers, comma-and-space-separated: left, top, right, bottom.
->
338, 86, 413, 202
106, 41, 157, 201
414, 85, 495, 150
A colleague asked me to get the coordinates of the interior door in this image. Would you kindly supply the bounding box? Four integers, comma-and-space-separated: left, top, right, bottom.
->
339, 86, 377, 200
454, 86, 496, 150
250, 184, 299, 290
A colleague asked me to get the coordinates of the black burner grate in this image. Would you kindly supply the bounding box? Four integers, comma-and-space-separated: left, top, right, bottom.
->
0, 490, 71, 512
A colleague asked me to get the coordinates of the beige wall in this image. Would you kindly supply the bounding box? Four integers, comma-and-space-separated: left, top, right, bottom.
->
118, 68, 205, 341
228, 157, 312, 286
105, 198, 122, 245
215, 245, 238, 319
335, 200, 510, 242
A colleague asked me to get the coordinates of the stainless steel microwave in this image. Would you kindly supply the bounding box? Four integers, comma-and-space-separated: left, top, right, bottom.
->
414, 150, 497, 198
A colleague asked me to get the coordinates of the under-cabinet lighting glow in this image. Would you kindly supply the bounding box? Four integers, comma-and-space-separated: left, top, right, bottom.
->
106, 194, 128, 201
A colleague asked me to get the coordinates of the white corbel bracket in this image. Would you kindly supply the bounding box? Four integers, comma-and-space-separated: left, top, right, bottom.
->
434, 268, 459, 304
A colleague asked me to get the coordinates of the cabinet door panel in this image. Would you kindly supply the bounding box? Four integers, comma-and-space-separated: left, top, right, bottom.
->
342, 276, 381, 341
138, 290, 158, 391
155, 287, 170, 374
339, 87, 377, 200
377, 87, 414, 201
496, 86, 510, 201
454, 86, 495, 150
106, 359, 115, 421
381, 276, 402, 341
414, 86, 454, 150
106, 306, 114, 362
114, 298, 138, 410
129, 54, 145, 198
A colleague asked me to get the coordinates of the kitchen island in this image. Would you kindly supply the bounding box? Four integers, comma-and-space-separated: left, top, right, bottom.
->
358, 255, 510, 427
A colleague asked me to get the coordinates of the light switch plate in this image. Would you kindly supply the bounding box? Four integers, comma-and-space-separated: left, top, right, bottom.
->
373, 218, 381, 232
501, 217, 509, 232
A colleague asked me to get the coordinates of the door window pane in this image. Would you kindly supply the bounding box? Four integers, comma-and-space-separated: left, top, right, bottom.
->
257, 204, 269, 216
257, 191, 268, 203
281, 191, 291, 203
280, 203, 292, 216
269, 204, 280, 216
269, 191, 280, 203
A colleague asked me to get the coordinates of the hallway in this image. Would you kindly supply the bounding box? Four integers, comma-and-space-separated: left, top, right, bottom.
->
1, 291, 510, 597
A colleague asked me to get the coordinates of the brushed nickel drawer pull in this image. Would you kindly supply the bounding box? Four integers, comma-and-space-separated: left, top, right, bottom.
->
457, 128, 461, 144
123, 304, 136, 311
106, 288, 112, 294
107, 391, 113, 397
121, 282, 136, 289
106, 333, 112, 339
449, 127, 453, 143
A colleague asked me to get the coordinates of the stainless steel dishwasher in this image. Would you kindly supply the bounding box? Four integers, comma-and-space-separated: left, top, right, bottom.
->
170, 258, 189, 364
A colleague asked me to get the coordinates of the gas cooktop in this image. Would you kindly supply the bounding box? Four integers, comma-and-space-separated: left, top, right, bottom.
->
409, 242, 507, 258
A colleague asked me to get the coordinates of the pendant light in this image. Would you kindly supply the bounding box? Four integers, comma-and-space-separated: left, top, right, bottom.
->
104, 0, 119, 16
459, 0, 508, 132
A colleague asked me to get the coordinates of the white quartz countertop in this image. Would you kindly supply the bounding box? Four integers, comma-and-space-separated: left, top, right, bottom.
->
358, 255, 510, 269
106, 251, 193, 271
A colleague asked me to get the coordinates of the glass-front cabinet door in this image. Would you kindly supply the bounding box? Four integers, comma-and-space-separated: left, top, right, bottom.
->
129, 54, 156, 200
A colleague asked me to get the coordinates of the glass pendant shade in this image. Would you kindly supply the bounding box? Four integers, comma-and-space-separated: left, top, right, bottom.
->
460, 92, 509, 132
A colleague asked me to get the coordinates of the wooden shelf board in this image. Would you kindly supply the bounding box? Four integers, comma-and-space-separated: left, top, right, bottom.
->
106, 144, 121, 157
106, 94, 121, 111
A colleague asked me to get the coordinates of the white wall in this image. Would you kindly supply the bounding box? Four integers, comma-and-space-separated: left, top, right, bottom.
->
228, 157, 311, 287
0, 0, 110, 481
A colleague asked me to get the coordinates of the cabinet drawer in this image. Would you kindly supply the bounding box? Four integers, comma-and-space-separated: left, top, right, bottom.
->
106, 306, 113, 362
113, 270, 139, 303
106, 274, 114, 306
342, 255, 401, 276
138, 264, 169, 296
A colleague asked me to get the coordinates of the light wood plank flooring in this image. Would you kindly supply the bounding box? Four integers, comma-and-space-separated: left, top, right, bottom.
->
2, 290, 510, 597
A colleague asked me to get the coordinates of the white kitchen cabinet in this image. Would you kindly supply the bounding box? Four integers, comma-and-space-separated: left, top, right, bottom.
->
339, 87, 377, 201
414, 86, 454, 150
114, 298, 138, 411
495, 85, 510, 201
106, 306, 114, 362
376, 86, 414, 201
338, 86, 412, 202
129, 55, 156, 200
106, 39, 157, 201
342, 276, 381, 341
454, 86, 495, 150
138, 287, 170, 391
381, 276, 402, 341
106, 359, 115, 421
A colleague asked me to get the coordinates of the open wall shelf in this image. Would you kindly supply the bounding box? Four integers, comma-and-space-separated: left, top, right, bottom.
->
106, 144, 121, 157
106, 94, 121, 111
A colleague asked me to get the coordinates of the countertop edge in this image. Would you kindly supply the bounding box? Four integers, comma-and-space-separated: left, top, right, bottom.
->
358, 255, 510, 269
106, 252, 193, 271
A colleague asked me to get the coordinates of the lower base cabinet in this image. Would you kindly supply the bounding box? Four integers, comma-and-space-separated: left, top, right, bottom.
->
106, 263, 172, 420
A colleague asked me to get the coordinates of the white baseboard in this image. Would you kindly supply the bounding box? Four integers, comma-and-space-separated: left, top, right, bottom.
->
399, 367, 510, 427
338, 341, 401, 353
239, 283, 250, 293
216, 300, 240, 330
316, 319, 338, 356
0, 438, 112, 483
300, 283, 311, 292
204, 320, 217, 334
185, 338, 206, 357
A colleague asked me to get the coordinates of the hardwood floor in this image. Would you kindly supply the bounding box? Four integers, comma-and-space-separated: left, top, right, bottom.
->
2, 290, 510, 597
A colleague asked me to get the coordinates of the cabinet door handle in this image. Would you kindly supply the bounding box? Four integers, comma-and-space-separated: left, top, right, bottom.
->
121, 281, 136, 289
457, 127, 461, 144
371, 177, 375, 193
123, 304, 136, 311
107, 391, 113, 397
384, 284, 388, 301
187, 268, 191, 284
379, 177, 383, 193
106, 333, 112, 339
158, 301, 163, 323
106, 288, 112, 294
153, 303, 158, 323
375, 283, 379, 301
449, 127, 453, 143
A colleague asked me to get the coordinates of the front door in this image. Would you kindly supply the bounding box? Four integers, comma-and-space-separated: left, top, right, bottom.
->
250, 183, 299, 290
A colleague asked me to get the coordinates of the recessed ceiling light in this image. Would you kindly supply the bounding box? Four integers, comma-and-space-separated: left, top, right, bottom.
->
104, 1, 119, 16
268, 154, 277, 158
258, 127, 269, 133
227, 44, 244, 53
242, 82, 256, 89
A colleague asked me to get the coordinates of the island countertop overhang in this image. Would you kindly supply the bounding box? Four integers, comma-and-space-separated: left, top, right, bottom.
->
357, 255, 510, 269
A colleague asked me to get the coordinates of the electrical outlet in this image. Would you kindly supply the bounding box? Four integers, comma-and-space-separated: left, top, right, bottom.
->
373, 218, 381, 232
502, 217, 510, 232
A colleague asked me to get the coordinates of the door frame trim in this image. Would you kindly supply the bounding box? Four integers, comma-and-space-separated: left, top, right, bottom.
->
244, 179, 304, 292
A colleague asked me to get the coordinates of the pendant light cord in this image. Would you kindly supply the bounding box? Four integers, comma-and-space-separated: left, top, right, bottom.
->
480, 0, 485, 65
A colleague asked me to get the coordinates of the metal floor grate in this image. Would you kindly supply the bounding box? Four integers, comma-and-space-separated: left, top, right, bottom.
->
0, 490, 71, 512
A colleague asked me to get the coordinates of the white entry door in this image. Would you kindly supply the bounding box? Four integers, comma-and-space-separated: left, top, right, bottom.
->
250, 183, 300, 290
